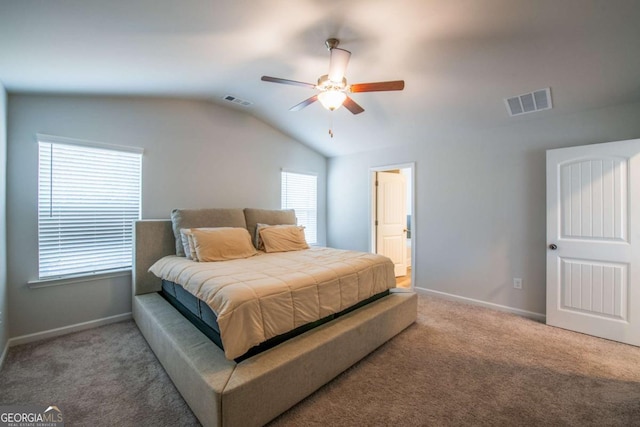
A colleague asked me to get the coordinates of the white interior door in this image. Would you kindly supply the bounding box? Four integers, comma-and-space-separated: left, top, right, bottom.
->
376, 172, 407, 277
546, 138, 640, 346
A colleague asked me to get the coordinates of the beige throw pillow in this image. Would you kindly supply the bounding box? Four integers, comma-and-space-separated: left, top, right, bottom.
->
243, 208, 296, 248
191, 227, 257, 262
259, 225, 309, 253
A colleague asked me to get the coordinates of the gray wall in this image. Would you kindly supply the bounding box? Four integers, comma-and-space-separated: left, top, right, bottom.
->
7, 94, 327, 338
0, 84, 7, 353
327, 102, 640, 315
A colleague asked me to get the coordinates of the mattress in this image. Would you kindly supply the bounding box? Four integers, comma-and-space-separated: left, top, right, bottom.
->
149, 247, 396, 359
160, 279, 389, 361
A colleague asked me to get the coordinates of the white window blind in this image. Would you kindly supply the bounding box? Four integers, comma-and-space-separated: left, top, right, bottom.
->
281, 170, 317, 245
38, 138, 142, 279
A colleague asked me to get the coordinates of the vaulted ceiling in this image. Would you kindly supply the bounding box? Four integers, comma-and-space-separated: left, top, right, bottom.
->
1, 0, 640, 157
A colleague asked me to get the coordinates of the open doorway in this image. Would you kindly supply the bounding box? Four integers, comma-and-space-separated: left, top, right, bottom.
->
370, 163, 415, 289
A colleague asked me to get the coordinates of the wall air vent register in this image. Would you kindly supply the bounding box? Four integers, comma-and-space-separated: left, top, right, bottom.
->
222, 95, 253, 107
505, 87, 552, 116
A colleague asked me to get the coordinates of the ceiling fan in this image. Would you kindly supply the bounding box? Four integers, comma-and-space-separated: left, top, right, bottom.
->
261, 38, 404, 115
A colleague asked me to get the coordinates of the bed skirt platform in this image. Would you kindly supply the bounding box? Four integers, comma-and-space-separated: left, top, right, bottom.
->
134, 290, 417, 427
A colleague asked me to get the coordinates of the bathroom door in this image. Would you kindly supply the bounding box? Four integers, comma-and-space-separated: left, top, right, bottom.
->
376, 171, 407, 277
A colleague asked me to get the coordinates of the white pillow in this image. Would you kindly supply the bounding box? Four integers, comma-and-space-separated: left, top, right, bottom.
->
180, 229, 198, 260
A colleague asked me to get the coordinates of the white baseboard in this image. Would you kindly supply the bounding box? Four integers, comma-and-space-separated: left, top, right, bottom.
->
8, 312, 132, 347
414, 287, 546, 322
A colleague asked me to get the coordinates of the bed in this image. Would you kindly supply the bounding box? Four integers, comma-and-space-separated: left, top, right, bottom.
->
132, 208, 417, 427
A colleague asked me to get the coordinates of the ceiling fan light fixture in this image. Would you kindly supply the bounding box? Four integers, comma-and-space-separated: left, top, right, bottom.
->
318, 90, 347, 111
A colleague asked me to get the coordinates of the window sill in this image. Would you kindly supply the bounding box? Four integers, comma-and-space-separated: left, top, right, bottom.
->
27, 269, 132, 289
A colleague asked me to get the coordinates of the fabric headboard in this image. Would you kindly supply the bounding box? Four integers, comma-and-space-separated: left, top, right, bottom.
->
171, 208, 247, 256
133, 220, 175, 295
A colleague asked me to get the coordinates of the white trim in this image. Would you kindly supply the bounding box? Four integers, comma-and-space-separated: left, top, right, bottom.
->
414, 287, 546, 322
280, 167, 318, 176
0, 340, 9, 372
8, 312, 132, 347
28, 269, 131, 289
370, 162, 415, 172
36, 133, 144, 154
369, 162, 416, 291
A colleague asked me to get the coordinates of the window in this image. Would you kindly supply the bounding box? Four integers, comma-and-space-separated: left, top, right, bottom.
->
281, 170, 317, 245
38, 135, 142, 279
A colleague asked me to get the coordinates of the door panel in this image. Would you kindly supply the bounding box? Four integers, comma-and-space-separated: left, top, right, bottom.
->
547, 138, 640, 346
560, 258, 627, 320
376, 172, 407, 277
560, 158, 627, 241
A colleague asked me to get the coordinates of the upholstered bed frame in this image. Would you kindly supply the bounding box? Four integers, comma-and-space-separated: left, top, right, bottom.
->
132, 218, 417, 427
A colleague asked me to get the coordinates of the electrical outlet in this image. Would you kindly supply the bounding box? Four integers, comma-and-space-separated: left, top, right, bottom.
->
513, 278, 523, 290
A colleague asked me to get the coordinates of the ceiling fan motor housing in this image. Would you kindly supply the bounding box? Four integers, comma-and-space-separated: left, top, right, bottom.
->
317, 75, 347, 91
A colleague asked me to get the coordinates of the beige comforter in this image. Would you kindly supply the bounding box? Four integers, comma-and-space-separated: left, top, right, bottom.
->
148, 247, 395, 359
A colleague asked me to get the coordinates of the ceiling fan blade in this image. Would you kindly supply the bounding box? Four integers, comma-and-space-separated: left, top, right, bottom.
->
349, 80, 405, 93
261, 76, 316, 89
328, 48, 351, 83
289, 95, 318, 111
343, 96, 364, 115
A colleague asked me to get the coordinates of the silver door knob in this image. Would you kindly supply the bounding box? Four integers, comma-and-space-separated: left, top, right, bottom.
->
549, 244, 558, 250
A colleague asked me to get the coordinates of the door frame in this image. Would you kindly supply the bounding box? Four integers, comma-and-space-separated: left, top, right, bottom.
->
369, 162, 416, 288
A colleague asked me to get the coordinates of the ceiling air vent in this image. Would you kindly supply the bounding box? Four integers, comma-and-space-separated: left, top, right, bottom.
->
222, 95, 253, 107
504, 88, 552, 116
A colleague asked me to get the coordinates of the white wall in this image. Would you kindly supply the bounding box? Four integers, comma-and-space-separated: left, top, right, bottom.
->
7, 94, 327, 338
327, 102, 640, 315
0, 83, 7, 356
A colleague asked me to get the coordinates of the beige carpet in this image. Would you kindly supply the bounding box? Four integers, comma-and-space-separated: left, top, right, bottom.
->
0, 319, 197, 426
1, 295, 640, 426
